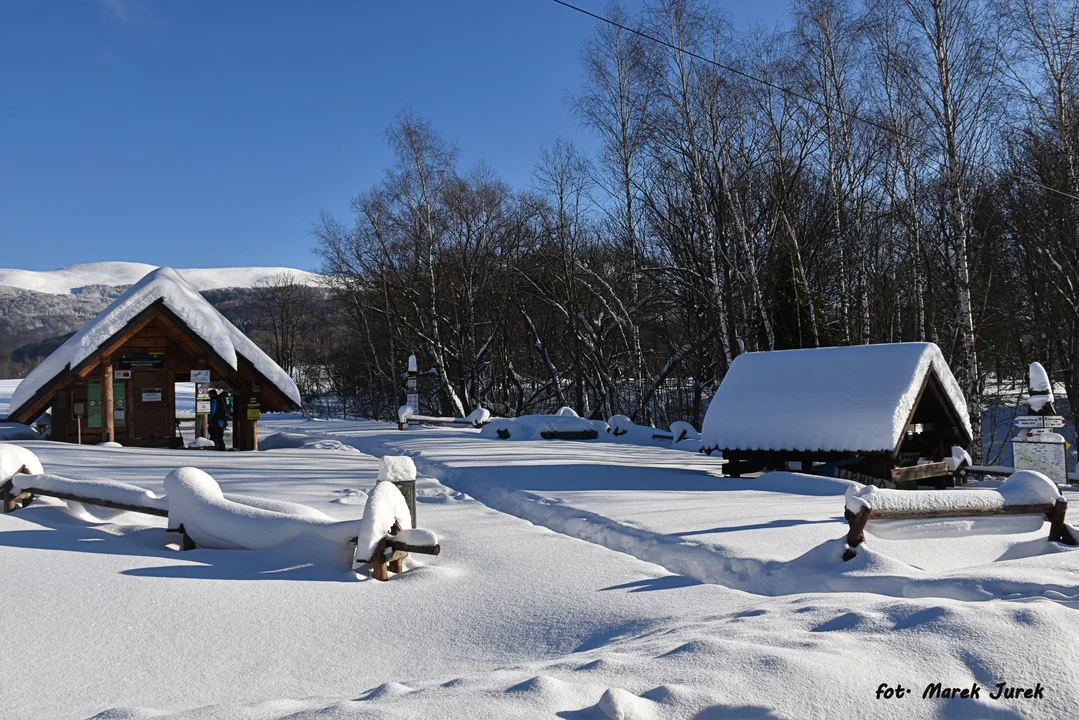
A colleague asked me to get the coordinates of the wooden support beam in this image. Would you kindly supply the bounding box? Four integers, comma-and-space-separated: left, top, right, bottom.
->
889, 461, 950, 484
102, 358, 115, 444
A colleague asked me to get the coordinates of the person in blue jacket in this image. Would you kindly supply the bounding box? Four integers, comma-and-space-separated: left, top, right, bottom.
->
208, 389, 227, 451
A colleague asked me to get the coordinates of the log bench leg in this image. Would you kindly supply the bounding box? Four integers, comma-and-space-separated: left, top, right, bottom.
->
1048, 498, 1077, 545
168, 524, 197, 551
371, 538, 390, 581
389, 554, 406, 574
842, 507, 872, 561
1, 480, 14, 514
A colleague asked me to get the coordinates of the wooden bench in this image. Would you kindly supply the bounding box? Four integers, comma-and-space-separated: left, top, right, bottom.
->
842, 497, 1077, 561
354, 521, 441, 581
399, 415, 487, 431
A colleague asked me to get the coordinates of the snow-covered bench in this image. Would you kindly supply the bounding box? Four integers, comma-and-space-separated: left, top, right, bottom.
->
397, 405, 490, 431
841, 470, 1077, 560
350, 480, 441, 581
479, 408, 602, 441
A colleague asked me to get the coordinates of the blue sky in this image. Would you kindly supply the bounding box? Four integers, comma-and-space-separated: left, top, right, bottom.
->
0, 0, 788, 273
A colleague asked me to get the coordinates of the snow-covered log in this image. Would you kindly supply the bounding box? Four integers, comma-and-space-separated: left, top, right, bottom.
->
165, 467, 358, 551
479, 415, 599, 441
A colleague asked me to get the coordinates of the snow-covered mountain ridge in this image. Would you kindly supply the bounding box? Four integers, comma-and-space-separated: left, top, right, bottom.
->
0, 261, 320, 295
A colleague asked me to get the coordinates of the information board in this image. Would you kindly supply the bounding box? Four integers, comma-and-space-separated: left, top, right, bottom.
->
1012, 439, 1068, 485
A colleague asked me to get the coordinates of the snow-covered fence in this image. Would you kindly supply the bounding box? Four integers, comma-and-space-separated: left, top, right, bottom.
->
841, 470, 1077, 560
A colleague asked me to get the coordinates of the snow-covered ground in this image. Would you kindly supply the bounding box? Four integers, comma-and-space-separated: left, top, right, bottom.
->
0, 262, 320, 294
3, 383, 1079, 717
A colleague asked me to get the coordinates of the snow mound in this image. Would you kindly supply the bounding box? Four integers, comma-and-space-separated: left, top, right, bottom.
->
353, 481, 413, 564
398, 405, 414, 424
259, 432, 310, 450
480, 415, 598, 441
96, 441, 123, 448
608, 415, 634, 435
188, 437, 216, 449
9, 472, 168, 512
9, 267, 301, 416
164, 467, 356, 551
702, 342, 971, 453
463, 407, 491, 425
395, 527, 438, 547
555, 406, 579, 417
378, 455, 417, 484
0, 443, 44, 481
0, 423, 40, 441
997, 470, 1062, 505
668, 421, 700, 443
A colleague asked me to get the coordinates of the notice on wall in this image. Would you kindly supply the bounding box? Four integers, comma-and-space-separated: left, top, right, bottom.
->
196, 383, 210, 415
246, 399, 261, 421
191, 369, 211, 384
141, 388, 163, 403
119, 352, 164, 369
1012, 438, 1068, 484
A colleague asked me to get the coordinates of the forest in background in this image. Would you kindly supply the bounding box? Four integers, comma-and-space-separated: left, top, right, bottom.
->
244, 0, 1079, 462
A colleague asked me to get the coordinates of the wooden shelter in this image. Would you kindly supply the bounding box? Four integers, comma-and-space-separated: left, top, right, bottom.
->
4, 268, 301, 449
700, 343, 973, 487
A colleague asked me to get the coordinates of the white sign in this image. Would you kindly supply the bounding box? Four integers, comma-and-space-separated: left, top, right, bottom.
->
407, 392, 419, 415
114, 410, 125, 421
191, 370, 211, 384
1014, 416, 1067, 428
115, 370, 131, 380
196, 400, 211, 414
1013, 438, 1068, 485
141, 389, 163, 403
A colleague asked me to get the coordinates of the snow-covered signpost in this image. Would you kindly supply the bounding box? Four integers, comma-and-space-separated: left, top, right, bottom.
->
406, 355, 419, 417
1011, 362, 1069, 486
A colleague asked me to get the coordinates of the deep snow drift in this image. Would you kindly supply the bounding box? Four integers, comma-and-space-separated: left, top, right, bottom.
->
2, 403, 1079, 718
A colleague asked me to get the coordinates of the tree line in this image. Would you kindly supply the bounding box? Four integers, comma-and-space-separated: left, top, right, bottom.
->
261, 0, 1079, 460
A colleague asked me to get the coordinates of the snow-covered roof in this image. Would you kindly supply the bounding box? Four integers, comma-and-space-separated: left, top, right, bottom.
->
8, 267, 301, 417
701, 342, 971, 454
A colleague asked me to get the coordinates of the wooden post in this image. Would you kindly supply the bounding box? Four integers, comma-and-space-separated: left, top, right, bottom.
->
1048, 498, 1068, 543
842, 507, 872, 561
102, 358, 115, 443
1, 479, 14, 514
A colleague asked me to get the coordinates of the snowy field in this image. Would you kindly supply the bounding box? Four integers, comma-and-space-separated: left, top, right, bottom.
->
2, 389, 1079, 717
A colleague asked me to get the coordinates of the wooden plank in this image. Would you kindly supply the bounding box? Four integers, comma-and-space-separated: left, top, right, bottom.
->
889, 462, 950, 484
539, 429, 598, 440
388, 540, 441, 556
870, 503, 1053, 521
15, 488, 169, 517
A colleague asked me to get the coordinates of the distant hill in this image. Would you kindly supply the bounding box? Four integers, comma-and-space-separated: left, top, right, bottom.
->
0, 262, 319, 295
0, 263, 321, 376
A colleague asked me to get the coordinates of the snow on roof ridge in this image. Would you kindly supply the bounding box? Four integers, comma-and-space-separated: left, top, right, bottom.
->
8, 266, 301, 415
701, 342, 971, 454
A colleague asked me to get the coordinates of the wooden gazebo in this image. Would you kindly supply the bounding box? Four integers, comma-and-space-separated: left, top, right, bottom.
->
4, 268, 301, 449
700, 343, 973, 488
